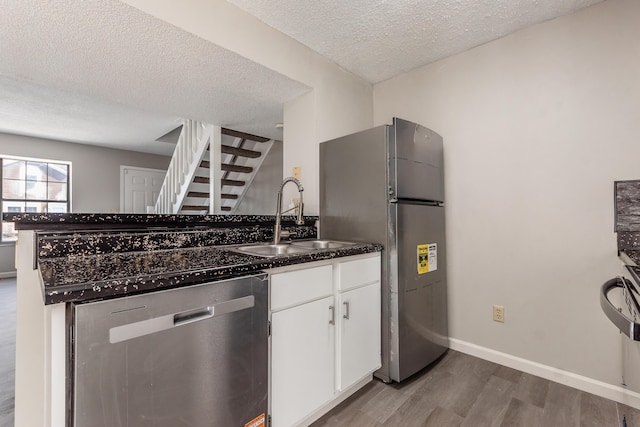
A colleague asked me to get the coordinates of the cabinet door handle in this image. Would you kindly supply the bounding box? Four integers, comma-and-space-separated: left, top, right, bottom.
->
329, 305, 335, 325
343, 301, 350, 320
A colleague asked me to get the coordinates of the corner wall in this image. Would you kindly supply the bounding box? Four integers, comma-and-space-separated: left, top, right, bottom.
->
374, 0, 638, 393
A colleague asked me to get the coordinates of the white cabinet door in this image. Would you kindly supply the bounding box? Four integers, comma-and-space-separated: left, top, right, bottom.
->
337, 282, 381, 392
271, 296, 335, 427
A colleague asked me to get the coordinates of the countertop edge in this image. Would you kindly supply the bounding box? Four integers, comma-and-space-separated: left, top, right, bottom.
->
4, 213, 319, 230
43, 244, 383, 305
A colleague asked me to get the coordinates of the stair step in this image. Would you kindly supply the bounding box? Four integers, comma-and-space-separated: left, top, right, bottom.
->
187, 191, 209, 198
200, 160, 210, 168
221, 206, 232, 211
194, 177, 246, 187
182, 205, 209, 211
222, 127, 270, 143
221, 164, 253, 173
222, 179, 245, 187
221, 193, 238, 200
193, 176, 210, 184
221, 145, 261, 159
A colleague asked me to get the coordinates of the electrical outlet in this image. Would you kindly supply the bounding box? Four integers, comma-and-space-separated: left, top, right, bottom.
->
493, 305, 505, 323
292, 166, 301, 180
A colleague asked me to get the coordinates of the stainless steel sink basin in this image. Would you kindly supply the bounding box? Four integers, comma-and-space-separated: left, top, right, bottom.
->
231, 240, 359, 257
232, 244, 313, 258
289, 240, 358, 250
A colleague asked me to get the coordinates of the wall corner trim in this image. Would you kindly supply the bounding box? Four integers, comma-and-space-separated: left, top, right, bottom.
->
450, 338, 640, 410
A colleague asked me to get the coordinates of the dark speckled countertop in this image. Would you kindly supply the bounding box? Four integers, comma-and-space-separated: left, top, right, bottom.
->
6, 213, 382, 305
40, 243, 382, 305
4, 212, 318, 230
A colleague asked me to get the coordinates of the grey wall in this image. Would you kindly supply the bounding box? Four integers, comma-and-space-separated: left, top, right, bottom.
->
234, 140, 283, 215
0, 132, 170, 274
0, 245, 14, 277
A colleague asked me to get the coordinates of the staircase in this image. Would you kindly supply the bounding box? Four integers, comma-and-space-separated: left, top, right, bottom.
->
155, 120, 275, 215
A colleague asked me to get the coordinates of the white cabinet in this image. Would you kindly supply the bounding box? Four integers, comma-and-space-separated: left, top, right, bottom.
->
271, 296, 335, 427
270, 253, 381, 427
337, 283, 381, 391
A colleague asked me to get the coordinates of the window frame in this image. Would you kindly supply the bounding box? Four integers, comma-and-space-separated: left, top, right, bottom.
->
1, 154, 72, 243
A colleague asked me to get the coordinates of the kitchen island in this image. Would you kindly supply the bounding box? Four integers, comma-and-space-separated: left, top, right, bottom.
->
6, 213, 382, 427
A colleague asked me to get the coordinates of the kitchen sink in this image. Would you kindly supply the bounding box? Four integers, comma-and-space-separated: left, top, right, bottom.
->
231, 240, 359, 257
289, 239, 358, 250
232, 244, 313, 257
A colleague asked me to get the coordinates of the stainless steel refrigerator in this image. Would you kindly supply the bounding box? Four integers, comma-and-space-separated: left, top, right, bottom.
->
320, 117, 448, 383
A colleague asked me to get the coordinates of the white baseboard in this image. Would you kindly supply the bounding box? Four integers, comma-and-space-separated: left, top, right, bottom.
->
450, 338, 640, 410
0, 271, 16, 279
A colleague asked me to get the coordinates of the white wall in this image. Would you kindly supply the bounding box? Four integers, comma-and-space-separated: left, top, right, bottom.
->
234, 140, 283, 215
0, 132, 169, 273
283, 74, 373, 214
0, 245, 14, 277
374, 0, 638, 392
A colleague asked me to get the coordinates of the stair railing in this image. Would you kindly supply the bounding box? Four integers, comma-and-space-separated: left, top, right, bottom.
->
154, 120, 215, 214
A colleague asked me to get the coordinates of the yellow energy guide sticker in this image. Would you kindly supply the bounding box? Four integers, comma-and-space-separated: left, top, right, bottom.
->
417, 243, 437, 274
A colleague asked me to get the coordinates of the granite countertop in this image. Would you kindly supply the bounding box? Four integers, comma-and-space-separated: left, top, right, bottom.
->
6, 213, 381, 305
4, 212, 318, 230
40, 242, 383, 305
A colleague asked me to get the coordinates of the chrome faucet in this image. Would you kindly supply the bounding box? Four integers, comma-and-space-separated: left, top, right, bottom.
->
273, 177, 304, 245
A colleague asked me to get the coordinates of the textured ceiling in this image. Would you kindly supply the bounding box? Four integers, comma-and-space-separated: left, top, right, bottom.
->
226, 0, 606, 83
0, 76, 182, 155
0, 0, 606, 154
0, 0, 310, 154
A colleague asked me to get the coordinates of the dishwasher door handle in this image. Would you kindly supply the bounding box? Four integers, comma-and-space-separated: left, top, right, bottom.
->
110, 295, 255, 343
173, 307, 213, 326
600, 277, 640, 341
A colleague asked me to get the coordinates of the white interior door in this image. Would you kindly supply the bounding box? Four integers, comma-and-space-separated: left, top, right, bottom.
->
120, 166, 166, 213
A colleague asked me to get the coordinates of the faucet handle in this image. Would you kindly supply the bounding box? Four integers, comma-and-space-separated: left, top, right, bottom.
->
295, 202, 304, 225
279, 230, 297, 239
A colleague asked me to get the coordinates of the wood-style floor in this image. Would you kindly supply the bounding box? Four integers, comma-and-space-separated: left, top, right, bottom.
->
0, 278, 15, 427
312, 350, 640, 427
1, 275, 639, 427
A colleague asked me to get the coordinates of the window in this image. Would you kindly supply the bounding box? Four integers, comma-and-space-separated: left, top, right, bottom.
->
1, 156, 71, 242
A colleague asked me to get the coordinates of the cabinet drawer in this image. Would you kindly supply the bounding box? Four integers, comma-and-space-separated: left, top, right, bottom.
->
337, 255, 381, 291
271, 265, 333, 311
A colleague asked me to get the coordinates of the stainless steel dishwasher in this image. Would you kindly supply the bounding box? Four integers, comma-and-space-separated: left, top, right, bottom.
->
70, 273, 268, 427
